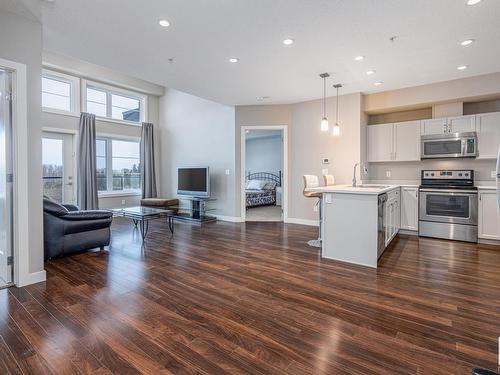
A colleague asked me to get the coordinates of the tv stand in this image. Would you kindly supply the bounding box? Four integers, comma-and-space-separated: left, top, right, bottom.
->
174, 197, 217, 224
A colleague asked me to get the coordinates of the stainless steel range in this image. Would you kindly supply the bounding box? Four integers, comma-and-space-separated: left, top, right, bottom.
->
419, 170, 478, 243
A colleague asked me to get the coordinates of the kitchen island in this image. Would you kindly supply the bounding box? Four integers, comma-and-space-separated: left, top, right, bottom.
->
306, 184, 401, 268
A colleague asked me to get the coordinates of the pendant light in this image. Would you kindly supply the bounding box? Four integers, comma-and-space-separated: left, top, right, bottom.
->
319, 73, 330, 131
332, 83, 342, 136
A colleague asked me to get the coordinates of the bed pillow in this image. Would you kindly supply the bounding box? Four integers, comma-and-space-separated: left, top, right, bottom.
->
246, 179, 267, 190
263, 182, 277, 190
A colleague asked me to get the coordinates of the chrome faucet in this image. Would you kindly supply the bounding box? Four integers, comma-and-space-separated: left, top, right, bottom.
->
352, 162, 368, 187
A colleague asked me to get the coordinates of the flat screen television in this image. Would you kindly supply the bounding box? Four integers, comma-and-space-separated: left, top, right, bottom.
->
177, 167, 210, 197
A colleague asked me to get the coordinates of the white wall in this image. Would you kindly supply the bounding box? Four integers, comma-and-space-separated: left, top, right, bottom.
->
245, 135, 282, 176
0, 10, 44, 274
159, 89, 236, 217
235, 93, 365, 222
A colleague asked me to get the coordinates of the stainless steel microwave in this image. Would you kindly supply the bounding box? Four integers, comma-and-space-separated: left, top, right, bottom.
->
421, 132, 477, 159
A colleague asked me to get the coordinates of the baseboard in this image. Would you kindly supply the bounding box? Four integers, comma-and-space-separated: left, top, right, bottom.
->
399, 229, 418, 236
478, 238, 500, 246
18, 270, 46, 287
285, 218, 319, 227
214, 215, 245, 223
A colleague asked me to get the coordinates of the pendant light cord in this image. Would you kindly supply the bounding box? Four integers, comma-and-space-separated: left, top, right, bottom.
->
323, 77, 326, 118
336, 86, 339, 124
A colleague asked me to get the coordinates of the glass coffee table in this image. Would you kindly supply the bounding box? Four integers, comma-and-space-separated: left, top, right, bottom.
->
110, 206, 174, 241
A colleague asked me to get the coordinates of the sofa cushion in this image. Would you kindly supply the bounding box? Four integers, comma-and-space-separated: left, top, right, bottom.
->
43, 197, 69, 217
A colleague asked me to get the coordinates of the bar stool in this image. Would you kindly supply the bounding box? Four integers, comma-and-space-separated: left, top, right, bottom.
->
303, 175, 322, 248
323, 174, 335, 186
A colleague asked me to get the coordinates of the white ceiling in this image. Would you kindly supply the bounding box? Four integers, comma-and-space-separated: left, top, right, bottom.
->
39, 0, 500, 105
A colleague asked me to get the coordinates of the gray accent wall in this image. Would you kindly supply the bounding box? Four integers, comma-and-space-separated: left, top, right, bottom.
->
159, 89, 236, 218
245, 135, 283, 177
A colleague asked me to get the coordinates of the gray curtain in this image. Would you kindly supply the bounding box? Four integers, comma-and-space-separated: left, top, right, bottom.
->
77, 112, 99, 209
140, 122, 157, 199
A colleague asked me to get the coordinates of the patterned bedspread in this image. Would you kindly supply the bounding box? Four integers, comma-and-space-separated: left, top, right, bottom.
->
246, 189, 276, 208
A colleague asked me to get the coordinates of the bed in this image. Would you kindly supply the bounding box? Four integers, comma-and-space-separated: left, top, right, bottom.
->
245, 172, 281, 208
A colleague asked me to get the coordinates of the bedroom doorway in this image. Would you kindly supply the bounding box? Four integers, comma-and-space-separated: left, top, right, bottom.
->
241, 126, 288, 222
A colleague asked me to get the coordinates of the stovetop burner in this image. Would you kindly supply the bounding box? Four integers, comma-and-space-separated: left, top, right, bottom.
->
420, 169, 475, 190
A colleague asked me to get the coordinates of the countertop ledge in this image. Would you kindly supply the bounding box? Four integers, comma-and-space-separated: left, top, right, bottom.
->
477, 186, 497, 190
307, 184, 400, 195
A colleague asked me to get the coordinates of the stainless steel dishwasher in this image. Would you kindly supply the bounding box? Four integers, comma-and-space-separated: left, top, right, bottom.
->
377, 193, 388, 258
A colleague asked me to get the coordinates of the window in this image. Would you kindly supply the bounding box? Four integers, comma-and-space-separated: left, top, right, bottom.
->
41, 70, 79, 113
84, 80, 146, 124
42, 138, 64, 202
97, 138, 141, 194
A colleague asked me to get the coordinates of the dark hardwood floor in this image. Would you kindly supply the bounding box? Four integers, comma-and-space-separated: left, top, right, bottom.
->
1, 218, 500, 374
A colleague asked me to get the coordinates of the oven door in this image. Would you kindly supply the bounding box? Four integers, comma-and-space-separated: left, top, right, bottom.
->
419, 189, 478, 225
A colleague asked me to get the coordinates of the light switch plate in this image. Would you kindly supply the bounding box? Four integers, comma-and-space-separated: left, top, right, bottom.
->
225, 169, 230, 175
491, 171, 497, 178
386, 170, 391, 178
313, 205, 318, 212
325, 194, 332, 204
322, 169, 329, 175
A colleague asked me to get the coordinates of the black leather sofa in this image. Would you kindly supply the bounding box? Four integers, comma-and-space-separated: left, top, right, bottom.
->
43, 196, 113, 259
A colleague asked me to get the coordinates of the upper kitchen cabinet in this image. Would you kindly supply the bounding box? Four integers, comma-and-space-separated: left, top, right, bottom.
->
367, 120, 420, 162
447, 115, 476, 133
367, 123, 393, 162
476, 112, 500, 159
394, 121, 420, 161
421, 115, 476, 135
420, 118, 447, 135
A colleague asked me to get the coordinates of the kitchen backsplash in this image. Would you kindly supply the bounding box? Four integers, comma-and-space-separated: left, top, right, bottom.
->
367, 159, 496, 182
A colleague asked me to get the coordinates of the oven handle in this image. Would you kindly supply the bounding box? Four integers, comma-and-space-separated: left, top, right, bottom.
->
419, 188, 477, 194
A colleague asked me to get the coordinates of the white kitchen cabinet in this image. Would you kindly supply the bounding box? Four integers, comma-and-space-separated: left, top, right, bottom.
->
476, 112, 500, 159
421, 115, 476, 135
478, 190, 500, 240
448, 115, 476, 133
368, 121, 420, 162
394, 121, 421, 161
400, 187, 418, 231
367, 123, 393, 162
421, 118, 447, 135
385, 189, 400, 246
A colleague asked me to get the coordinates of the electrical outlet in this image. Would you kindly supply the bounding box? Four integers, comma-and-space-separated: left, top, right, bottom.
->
386, 170, 391, 178
322, 158, 330, 164
322, 168, 329, 175
121, 199, 126, 205
491, 171, 497, 178
225, 169, 230, 175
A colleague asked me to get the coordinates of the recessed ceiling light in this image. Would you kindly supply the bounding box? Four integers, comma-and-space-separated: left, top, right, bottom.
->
366, 70, 376, 75
228, 57, 239, 63
457, 65, 469, 70
283, 38, 294, 45
354, 56, 365, 61
466, 0, 481, 5
374, 81, 383, 86
460, 39, 475, 46
159, 19, 170, 27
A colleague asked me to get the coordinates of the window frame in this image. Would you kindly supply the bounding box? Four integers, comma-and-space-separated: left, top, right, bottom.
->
96, 135, 142, 197
42, 69, 81, 115
82, 79, 147, 126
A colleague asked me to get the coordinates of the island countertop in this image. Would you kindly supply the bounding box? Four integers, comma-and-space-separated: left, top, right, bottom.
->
306, 184, 400, 195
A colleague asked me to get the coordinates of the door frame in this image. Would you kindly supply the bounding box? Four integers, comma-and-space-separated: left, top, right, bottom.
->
0, 58, 40, 287
240, 125, 288, 222
42, 127, 78, 204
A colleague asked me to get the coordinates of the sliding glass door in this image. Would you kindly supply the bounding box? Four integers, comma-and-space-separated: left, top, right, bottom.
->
0, 69, 13, 286
42, 132, 75, 203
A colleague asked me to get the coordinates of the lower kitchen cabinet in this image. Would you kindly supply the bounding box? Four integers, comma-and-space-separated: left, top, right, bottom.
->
478, 190, 500, 240
401, 187, 419, 231
385, 189, 401, 246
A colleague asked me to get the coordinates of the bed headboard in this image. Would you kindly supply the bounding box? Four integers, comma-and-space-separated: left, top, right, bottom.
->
246, 171, 281, 186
